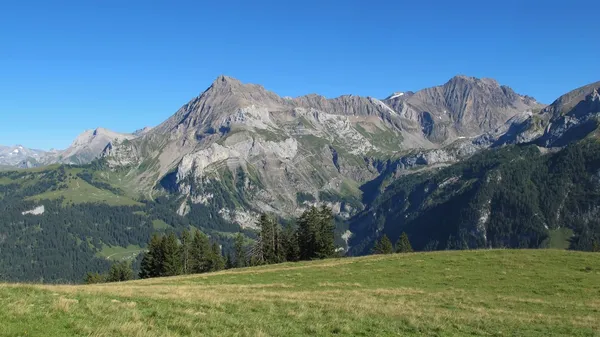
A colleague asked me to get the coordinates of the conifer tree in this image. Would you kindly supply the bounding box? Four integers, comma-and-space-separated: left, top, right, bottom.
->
84, 272, 105, 284
372, 238, 383, 255
162, 232, 182, 276
234, 232, 246, 268
139, 234, 164, 279
297, 207, 318, 260
190, 230, 211, 273
180, 229, 192, 274
106, 261, 133, 282
209, 242, 225, 271
374, 234, 394, 254
396, 232, 413, 253
593, 240, 600, 252
297, 206, 336, 260
254, 213, 284, 264
225, 252, 233, 269
282, 224, 299, 262
315, 206, 336, 258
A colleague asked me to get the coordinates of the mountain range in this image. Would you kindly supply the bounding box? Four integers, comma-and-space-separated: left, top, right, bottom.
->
1, 74, 600, 282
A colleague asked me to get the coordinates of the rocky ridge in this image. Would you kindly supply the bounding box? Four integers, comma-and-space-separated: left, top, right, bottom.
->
102, 75, 544, 226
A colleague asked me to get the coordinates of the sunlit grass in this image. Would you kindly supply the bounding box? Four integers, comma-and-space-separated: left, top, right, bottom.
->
1, 250, 599, 336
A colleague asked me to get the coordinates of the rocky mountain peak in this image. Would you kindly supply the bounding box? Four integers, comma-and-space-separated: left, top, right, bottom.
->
209, 75, 243, 90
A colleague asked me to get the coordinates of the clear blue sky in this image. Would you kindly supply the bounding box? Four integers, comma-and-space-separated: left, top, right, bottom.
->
1, 0, 599, 150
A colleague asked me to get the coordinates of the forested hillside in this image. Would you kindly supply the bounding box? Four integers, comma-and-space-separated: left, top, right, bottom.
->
349, 140, 600, 254
0, 164, 256, 283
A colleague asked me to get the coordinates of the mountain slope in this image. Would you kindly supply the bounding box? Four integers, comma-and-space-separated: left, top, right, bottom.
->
0, 128, 140, 169
0, 145, 48, 168
383, 75, 544, 143
348, 139, 600, 255
104, 75, 541, 223
490, 81, 600, 147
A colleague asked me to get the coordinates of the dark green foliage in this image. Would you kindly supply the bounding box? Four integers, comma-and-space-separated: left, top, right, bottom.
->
373, 234, 394, 254
139, 229, 227, 279
162, 233, 182, 276
180, 229, 192, 274
349, 141, 600, 254
209, 242, 225, 271
593, 241, 600, 253
281, 225, 300, 262
234, 233, 246, 268
297, 206, 336, 260
225, 252, 233, 269
396, 232, 413, 253
190, 230, 212, 273
84, 272, 105, 284
106, 261, 133, 282
139, 234, 164, 279
252, 214, 285, 265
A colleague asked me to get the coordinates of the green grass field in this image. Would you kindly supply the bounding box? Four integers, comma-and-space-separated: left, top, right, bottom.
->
96, 244, 144, 261
152, 219, 171, 230
1, 250, 599, 336
29, 177, 142, 206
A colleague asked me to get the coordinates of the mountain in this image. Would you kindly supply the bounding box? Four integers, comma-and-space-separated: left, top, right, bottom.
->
47, 127, 137, 165
347, 140, 600, 255
489, 81, 600, 147
347, 81, 600, 255
0, 128, 139, 169
104, 75, 541, 224
0, 145, 47, 168
383, 75, 544, 143
2, 76, 600, 283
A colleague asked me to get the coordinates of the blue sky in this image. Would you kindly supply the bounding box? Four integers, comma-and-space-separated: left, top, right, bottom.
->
1, 0, 599, 150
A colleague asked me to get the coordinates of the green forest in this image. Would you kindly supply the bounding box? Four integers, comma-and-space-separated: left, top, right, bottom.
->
348, 140, 600, 255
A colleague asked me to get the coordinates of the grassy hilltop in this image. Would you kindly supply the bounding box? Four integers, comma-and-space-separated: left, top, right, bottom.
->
1, 249, 599, 337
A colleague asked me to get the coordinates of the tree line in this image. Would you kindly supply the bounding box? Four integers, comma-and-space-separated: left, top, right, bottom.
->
86, 206, 339, 283
372, 232, 413, 254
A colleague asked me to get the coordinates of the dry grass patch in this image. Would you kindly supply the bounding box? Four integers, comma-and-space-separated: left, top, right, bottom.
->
53, 297, 78, 312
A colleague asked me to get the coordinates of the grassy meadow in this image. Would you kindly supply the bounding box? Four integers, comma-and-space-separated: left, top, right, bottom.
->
1, 249, 599, 336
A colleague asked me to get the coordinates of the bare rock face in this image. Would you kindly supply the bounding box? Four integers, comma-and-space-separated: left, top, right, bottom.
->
383, 75, 544, 143
1, 128, 141, 168
486, 81, 600, 147
101, 75, 545, 219
0, 145, 47, 167
53, 128, 136, 164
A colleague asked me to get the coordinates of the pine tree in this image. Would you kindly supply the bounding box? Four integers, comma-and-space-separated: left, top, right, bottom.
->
396, 232, 413, 253
296, 206, 336, 260
225, 252, 233, 269
139, 234, 164, 279
162, 232, 182, 276
282, 224, 299, 262
234, 232, 246, 268
254, 213, 284, 265
106, 261, 133, 282
209, 242, 225, 271
190, 230, 211, 273
374, 234, 394, 254
593, 240, 600, 252
372, 238, 382, 255
297, 207, 318, 260
84, 272, 105, 284
180, 229, 192, 274
315, 206, 336, 259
